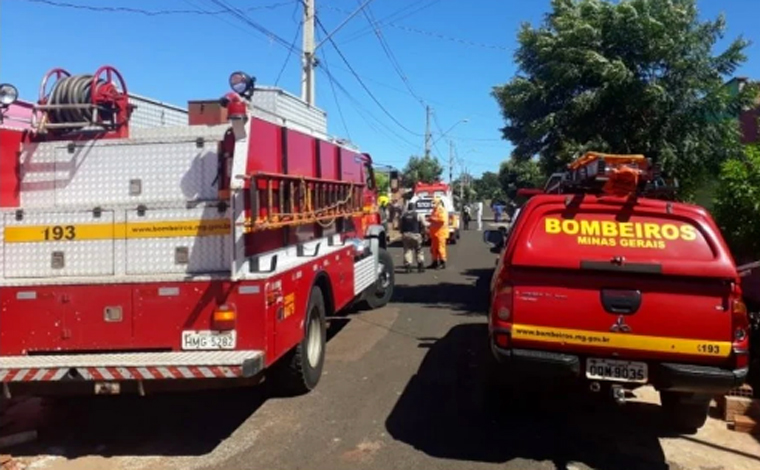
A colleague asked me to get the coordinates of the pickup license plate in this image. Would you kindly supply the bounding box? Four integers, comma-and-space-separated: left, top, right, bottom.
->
585, 358, 647, 383
181, 330, 236, 350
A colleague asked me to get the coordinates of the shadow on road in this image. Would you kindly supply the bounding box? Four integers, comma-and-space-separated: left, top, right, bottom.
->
392, 267, 492, 316
8, 317, 353, 459
386, 323, 675, 470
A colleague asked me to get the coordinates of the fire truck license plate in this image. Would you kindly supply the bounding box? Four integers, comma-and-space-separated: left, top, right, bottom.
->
181, 330, 237, 350
585, 358, 647, 383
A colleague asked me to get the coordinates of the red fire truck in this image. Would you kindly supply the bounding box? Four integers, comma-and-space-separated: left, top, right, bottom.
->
0, 67, 394, 397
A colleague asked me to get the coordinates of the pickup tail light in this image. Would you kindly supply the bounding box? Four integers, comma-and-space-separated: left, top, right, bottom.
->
731, 297, 750, 369
213, 305, 237, 331
492, 284, 514, 325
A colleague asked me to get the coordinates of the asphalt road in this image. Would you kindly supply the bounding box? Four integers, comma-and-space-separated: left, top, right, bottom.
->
8, 224, 758, 470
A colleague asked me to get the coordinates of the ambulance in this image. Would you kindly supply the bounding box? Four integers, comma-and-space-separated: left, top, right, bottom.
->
483, 152, 749, 432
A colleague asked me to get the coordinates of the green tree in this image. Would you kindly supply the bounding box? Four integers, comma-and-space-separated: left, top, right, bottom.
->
472, 171, 503, 201
374, 171, 390, 193
493, 0, 756, 196
401, 155, 444, 187
499, 158, 545, 199
713, 145, 760, 262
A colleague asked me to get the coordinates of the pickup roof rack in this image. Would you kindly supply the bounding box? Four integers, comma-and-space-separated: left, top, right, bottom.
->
521, 152, 678, 200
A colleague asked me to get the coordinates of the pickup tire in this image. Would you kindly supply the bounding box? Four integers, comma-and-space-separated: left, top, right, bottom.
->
269, 286, 326, 396
359, 248, 395, 310
660, 391, 710, 433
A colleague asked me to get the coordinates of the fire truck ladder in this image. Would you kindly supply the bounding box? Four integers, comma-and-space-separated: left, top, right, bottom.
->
238, 172, 366, 233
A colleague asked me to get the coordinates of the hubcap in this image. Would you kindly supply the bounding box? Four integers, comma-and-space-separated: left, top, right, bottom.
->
306, 309, 322, 368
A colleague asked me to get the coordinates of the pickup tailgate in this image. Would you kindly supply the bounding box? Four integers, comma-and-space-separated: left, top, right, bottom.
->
508, 198, 736, 365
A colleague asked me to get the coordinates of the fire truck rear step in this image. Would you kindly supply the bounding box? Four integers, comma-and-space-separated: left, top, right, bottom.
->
0, 350, 264, 382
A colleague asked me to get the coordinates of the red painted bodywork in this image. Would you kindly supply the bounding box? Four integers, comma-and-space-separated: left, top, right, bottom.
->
413, 182, 450, 197
0, 244, 357, 366
0, 127, 24, 208
489, 194, 742, 365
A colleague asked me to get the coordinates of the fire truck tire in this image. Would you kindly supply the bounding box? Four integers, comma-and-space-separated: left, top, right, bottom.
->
269, 286, 326, 396
360, 248, 395, 310
660, 391, 710, 433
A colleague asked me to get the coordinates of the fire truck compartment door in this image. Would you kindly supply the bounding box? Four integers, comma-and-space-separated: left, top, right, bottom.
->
124, 206, 232, 275
2, 210, 116, 278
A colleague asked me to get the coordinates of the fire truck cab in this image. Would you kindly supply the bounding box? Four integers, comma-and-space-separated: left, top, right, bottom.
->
0, 68, 394, 397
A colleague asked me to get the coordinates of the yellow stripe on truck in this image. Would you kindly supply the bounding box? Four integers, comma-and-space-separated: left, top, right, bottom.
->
511, 324, 731, 358
3, 219, 231, 243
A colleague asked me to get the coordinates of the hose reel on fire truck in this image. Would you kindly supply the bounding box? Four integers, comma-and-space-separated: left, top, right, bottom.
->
34, 66, 132, 136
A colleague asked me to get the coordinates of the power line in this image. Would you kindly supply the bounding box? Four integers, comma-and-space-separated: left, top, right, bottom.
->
339, 0, 442, 44
275, 3, 304, 86
19, 0, 296, 16
207, 0, 301, 54
323, 4, 509, 51
314, 15, 422, 137
318, 64, 420, 152
358, 2, 426, 107
316, 29, 352, 141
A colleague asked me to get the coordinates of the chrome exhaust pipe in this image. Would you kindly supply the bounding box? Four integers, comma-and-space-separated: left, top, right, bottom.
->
589, 381, 601, 392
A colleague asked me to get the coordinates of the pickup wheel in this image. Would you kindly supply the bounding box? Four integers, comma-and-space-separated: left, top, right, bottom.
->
660, 391, 710, 433
269, 286, 326, 396
360, 248, 395, 310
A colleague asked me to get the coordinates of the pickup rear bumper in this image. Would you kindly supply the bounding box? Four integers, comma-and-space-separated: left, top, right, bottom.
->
0, 350, 264, 383
491, 343, 747, 394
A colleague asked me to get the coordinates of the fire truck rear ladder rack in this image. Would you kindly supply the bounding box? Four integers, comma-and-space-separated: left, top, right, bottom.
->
237, 172, 366, 232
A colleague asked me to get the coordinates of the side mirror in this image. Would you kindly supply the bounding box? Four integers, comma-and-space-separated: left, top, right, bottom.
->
482, 229, 505, 248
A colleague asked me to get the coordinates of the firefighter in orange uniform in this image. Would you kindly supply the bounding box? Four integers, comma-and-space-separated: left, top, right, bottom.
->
428, 197, 449, 269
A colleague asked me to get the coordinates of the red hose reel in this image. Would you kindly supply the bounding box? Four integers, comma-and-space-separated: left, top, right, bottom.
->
36, 65, 132, 136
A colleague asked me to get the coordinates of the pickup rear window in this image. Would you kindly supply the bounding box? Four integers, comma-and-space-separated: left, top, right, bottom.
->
509, 197, 736, 279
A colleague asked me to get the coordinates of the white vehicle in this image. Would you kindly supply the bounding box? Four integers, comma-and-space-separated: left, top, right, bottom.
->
409, 194, 460, 244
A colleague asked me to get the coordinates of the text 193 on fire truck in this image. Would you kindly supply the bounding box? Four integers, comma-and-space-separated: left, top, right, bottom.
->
0, 67, 395, 397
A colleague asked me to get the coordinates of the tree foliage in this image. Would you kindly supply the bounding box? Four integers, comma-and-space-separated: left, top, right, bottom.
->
473, 171, 503, 201
401, 155, 444, 187
713, 145, 760, 262
374, 171, 390, 193
493, 0, 756, 195
499, 158, 545, 199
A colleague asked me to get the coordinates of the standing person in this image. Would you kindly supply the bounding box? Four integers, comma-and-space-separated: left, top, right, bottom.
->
463, 203, 471, 230
428, 197, 449, 269
400, 202, 427, 273
476, 201, 483, 231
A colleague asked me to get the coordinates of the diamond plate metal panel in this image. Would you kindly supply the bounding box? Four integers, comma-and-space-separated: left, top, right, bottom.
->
3, 210, 114, 278
353, 256, 377, 296
53, 142, 218, 206
128, 94, 188, 129
125, 206, 231, 275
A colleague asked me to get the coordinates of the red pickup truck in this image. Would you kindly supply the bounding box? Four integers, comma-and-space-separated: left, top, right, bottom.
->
484, 159, 749, 433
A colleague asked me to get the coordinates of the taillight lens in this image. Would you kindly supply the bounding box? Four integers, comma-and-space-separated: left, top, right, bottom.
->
213, 305, 236, 331
492, 284, 513, 325
731, 298, 750, 369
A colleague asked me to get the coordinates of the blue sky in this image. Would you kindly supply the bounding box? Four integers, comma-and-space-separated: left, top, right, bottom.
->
2, 0, 760, 178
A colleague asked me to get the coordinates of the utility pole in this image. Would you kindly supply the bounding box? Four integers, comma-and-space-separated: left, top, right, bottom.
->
301, 0, 316, 106
424, 105, 431, 158
448, 140, 454, 184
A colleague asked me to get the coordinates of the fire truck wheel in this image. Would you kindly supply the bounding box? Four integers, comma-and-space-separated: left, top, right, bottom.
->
660, 391, 710, 433
269, 286, 326, 396
360, 248, 395, 310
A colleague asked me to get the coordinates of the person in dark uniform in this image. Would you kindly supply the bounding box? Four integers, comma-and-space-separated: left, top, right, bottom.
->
400, 202, 428, 273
